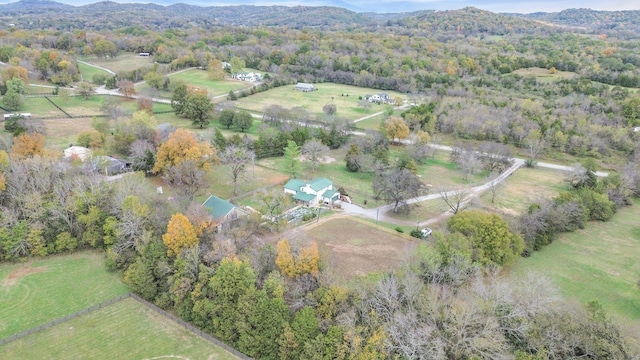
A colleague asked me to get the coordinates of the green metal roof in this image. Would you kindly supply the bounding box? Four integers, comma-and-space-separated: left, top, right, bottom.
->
293, 192, 315, 203
309, 177, 332, 192
202, 195, 235, 220
323, 189, 339, 200
284, 179, 307, 192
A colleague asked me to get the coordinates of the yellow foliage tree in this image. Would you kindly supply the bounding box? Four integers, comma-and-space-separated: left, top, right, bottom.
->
162, 213, 199, 257
6, 66, 28, 82
152, 128, 218, 174
296, 242, 319, 276
11, 133, 45, 159
385, 116, 410, 144
276, 239, 320, 278
276, 238, 297, 277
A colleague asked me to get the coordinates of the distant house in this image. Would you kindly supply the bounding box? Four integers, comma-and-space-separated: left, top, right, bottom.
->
294, 83, 317, 92
63, 146, 93, 161
284, 177, 339, 205
365, 93, 391, 104
233, 71, 262, 82
202, 195, 249, 230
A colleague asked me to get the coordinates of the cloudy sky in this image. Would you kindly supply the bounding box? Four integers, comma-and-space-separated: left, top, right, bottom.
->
3, 0, 639, 13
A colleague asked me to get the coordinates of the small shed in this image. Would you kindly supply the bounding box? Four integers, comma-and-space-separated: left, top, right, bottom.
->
294, 83, 317, 92
202, 195, 249, 230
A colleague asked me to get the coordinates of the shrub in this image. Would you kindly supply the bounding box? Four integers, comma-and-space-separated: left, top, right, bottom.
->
410, 229, 423, 239
395, 227, 404, 233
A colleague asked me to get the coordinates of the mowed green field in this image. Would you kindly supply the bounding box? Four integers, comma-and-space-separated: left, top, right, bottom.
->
77, 61, 112, 82
79, 53, 154, 73
0, 298, 240, 360
167, 69, 250, 97
233, 82, 406, 121
0, 251, 130, 338
509, 201, 640, 323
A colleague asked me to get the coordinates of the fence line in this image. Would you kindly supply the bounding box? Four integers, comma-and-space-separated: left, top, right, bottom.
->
129, 294, 251, 359
0, 293, 132, 346
44, 96, 72, 118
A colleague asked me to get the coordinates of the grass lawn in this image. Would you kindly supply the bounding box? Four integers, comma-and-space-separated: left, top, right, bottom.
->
79, 53, 154, 74
164, 68, 251, 97
2, 97, 61, 117
479, 167, 568, 216
299, 217, 417, 282
509, 201, 640, 324
0, 251, 130, 338
0, 298, 240, 359
418, 150, 489, 189
77, 62, 112, 83
234, 82, 406, 121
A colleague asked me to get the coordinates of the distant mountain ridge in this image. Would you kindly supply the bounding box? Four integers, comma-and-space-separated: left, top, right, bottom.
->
0, 0, 637, 33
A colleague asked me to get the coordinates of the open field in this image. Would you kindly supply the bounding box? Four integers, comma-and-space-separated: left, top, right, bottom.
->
233, 82, 406, 120
479, 167, 568, 216
512, 67, 577, 81
509, 201, 640, 323
298, 217, 417, 281
0, 251, 130, 338
0, 298, 240, 359
166, 69, 250, 97
79, 53, 154, 73
42, 117, 96, 149
78, 61, 112, 83
3, 97, 61, 117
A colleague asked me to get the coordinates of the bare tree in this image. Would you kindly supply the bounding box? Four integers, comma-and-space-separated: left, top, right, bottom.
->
129, 139, 156, 174
524, 130, 546, 167
487, 172, 502, 204
440, 188, 469, 214
301, 139, 330, 173
479, 142, 512, 173
163, 160, 207, 201
220, 146, 254, 196
373, 168, 424, 213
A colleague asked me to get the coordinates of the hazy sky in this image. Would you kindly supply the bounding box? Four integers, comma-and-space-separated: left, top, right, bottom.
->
3, 0, 639, 13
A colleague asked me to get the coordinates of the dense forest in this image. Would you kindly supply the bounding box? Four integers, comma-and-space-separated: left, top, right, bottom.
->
1, 1, 640, 358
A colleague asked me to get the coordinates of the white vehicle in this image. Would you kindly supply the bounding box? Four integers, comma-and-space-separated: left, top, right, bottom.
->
421, 227, 432, 238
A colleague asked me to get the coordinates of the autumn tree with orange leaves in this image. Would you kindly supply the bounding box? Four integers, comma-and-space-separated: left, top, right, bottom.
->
11, 133, 45, 159
162, 213, 199, 257
152, 128, 218, 174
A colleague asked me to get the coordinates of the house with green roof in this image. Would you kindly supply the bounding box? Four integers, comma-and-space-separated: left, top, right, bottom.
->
283, 177, 340, 205
202, 195, 249, 230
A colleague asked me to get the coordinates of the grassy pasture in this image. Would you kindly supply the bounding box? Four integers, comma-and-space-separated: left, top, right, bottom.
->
168, 69, 251, 96
479, 167, 568, 216
512, 67, 577, 82
79, 53, 154, 73
509, 201, 640, 323
0, 298, 239, 359
77, 61, 112, 83
233, 82, 406, 121
297, 217, 417, 282
0, 251, 130, 339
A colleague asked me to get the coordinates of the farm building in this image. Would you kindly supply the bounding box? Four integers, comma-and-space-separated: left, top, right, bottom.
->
284, 177, 339, 205
202, 195, 249, 230
294, 83, 317, 92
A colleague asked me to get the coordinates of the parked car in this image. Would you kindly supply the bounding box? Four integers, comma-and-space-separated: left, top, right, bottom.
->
421, 227, 432, 238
